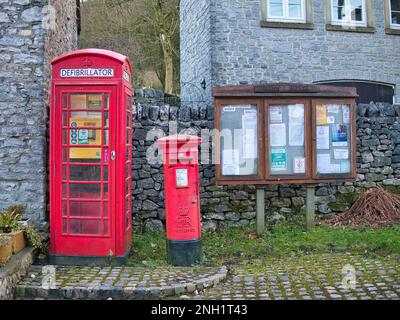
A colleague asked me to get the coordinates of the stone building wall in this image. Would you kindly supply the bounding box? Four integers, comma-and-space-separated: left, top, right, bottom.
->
0, 0, 77, 226
180, 0, 400, 104
179, 0, 212, 106
132, 90, 400, 233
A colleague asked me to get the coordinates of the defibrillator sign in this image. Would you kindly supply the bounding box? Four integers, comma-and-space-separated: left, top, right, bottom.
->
60, 68, 114, 78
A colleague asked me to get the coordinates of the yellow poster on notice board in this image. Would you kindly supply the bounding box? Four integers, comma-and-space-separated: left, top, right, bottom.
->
316, 105, 327, 125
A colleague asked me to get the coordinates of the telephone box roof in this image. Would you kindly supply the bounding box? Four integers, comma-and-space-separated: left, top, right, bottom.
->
51, 48, 132, 69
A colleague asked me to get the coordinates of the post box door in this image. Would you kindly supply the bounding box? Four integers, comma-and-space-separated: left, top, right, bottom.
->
52, 86, 116, 256
166, 165, 201, 240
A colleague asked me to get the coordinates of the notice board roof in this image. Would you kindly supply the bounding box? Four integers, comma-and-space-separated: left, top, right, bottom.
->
213, 83, 358, 98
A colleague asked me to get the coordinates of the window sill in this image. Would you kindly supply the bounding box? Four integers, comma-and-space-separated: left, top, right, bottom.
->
326, 24, 375, 33
385, 28, 400, 35
260, 20, 314, 30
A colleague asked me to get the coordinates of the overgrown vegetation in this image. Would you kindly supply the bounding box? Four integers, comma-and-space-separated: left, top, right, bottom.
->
79, 0, 180, 94
127, 221, 400, 267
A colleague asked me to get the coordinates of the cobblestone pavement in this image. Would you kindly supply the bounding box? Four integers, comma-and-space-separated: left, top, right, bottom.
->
15, 265, 228, 300
193, 254, 400, 300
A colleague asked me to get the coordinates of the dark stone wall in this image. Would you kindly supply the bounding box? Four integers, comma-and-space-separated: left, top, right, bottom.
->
132, 90, 400, 233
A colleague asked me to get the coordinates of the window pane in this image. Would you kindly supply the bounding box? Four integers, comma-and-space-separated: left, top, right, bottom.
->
67, 166, 102, 181
316, 104, 351, 175
70, 94, 102, 109
70, 183, 101, 199
333, 0, 345, 6
220, 105, 258, 176
288, 4, 302, 17
70, 201, 102, 217
333, 5, 346, 20
269, 104, 306, 175
349, 0, 363, 21
70, 219, 101, 235
269, 0, 284, 16
392, 0, 400, 11
392, 12, 400, 25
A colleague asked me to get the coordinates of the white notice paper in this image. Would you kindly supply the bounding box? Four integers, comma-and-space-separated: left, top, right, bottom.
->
270, 123, 286, 147
222, 149, 240, 176
334, 149, 349, 160
327, 116, 335, 124
317, 126, 330, 150
317, 154, 341, 174
343, 105, 350, 124
242, 110, 258, 159
289, 123, 304, 146
327, 105, 340, 114
270, 106, 283, 123
293, 157, 306, 174
289, 104, 304, 123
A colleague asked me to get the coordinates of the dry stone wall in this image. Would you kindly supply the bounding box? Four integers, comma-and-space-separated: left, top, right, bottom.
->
132, 90, 400, 233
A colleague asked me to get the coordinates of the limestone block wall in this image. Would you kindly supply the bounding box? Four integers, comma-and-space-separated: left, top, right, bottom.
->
132, 90, 400, 233
0, 0, 77, 227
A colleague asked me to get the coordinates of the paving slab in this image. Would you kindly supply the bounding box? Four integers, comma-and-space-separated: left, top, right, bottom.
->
193, 253, 400, 300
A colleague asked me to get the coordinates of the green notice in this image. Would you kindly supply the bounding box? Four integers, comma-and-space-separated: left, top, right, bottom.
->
271, 148, 287, 171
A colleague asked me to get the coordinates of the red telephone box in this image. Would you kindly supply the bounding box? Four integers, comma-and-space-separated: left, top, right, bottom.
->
157, 135, 203, 266
49, 49, 133, 265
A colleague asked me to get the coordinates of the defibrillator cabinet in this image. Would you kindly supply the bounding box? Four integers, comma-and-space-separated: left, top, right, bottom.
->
49, 49, 133, 264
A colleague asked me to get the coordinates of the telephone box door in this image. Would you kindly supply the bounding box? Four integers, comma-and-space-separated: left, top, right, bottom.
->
52, 86, 116, 256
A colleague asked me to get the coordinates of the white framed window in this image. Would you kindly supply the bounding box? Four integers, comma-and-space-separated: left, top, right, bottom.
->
267, 0, 306, 23
389, 0, 400, 29
331, 0, 367, 26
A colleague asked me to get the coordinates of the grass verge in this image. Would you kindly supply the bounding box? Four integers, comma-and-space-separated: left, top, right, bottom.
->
126, 221, 400, 267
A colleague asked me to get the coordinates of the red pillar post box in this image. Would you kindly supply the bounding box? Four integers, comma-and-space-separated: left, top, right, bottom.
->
156, 134, 203, 266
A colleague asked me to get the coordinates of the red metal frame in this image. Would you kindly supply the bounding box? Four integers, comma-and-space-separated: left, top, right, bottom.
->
50, 49, 133, 258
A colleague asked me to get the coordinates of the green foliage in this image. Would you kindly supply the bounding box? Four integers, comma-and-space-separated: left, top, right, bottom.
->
126, 221, 400, 267
0, 207, 22, 233
18, 225, 44, 251
0, 205, 44, 251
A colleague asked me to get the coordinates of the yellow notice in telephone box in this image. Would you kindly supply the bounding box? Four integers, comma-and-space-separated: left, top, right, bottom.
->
70, 118, 102, 159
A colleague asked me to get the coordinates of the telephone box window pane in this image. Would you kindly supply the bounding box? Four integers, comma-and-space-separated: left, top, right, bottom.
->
104, 94, 109, 109
104, 166, 109, 181
70, 183, 101, 199
103, 221, 109, 235
70, 219, 101, 235
70, 94, 102, 109
104, 112, 109, 128
104, 184, 109, 199
269, 104, 306, 175
62, 219, 67, 233
62, 93, 68, 109
220, 105, 258, 176
70, 111, 102, 127
316, 104, 351, 175
69, 166, 101, 181
70, 201, 101, 217
68, 129, 102, 146
104, 130, 109, 146
62, 201, 68, 217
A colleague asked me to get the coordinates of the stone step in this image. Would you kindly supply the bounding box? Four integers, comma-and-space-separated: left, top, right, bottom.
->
14, 265, 228, 300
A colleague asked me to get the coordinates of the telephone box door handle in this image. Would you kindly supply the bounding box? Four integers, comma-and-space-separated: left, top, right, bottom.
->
111, 151, 116, 161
